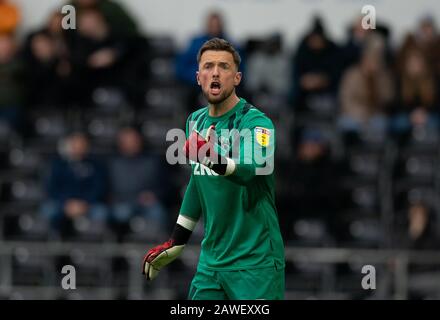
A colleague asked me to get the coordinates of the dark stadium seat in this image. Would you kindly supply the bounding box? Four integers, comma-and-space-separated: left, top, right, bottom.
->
147, 35, 176, 57
149, 56, 176, 84
406, 126, 440, 148
11, 247, 54, 287
55, 249, 112, 288
141, 118, 183, 153
85, 114, 120, 150
335, 211, 384, 248
346, 148, 382, 179
10, 179, 44, 203
60, 216, 111, 243
2, 211, 49, 241
396, 151, 438, 183
8, 147, 44, 173
31, 110, 68, 140
120, 215, 167, 244
287, 218, 332, 247
144, 84, 189, 117
91, 87, 128, 114
0, 120, 14, 150
341, 179, 380, 212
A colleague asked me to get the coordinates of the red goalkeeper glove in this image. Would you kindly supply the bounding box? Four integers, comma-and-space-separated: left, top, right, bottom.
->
183, 124, 217, 164
183, 125, 235, 175
142, 239, 185, 281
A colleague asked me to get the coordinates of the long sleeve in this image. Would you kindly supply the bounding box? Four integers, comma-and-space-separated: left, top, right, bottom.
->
227, 115, 275, 186
179, 175, 202, 221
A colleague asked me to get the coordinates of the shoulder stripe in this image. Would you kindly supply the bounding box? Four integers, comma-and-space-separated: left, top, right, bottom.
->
228, 112, 237, 131
235, 103, 254, 129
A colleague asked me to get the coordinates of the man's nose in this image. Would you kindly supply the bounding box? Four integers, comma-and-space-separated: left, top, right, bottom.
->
212, 65, 220, 76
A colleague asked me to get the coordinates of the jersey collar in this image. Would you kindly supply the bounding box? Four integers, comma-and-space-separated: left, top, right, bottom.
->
206, 98, 246, 122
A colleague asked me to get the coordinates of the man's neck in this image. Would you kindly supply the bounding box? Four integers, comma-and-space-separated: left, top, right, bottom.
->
208, 94, 240, 117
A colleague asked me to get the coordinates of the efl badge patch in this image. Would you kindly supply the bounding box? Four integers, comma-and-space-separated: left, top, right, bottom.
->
255, 127, 271, 147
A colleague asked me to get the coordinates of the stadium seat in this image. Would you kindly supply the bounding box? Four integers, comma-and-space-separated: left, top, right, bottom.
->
60, 215, 111, 243
55, 249, 112, 288
10, 179, 44, 203
147, 35, 176, 57
144, 84, 189, 117
92, 87, 128, 114
120, 215, 167, 244
11, 247, 54, 287
2, 211, 49, 241
8, 148, 44, 173
149, 57, 176, 84
287, 218, 332, 247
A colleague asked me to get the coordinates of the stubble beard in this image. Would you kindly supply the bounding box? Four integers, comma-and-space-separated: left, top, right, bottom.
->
204, 86, 234, 105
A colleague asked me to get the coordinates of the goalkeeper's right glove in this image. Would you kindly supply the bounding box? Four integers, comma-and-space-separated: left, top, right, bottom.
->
142, 239, 185, 281
142, 215, 196, 280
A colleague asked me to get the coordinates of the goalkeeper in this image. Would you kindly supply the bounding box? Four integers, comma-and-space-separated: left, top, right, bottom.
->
142, 38, 285, 300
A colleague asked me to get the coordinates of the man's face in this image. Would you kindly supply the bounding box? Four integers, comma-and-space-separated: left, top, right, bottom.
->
118, 129, 142, 157
197, 50, 241, 105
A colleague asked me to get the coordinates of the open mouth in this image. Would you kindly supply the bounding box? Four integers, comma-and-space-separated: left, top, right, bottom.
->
210, 81, 221, 95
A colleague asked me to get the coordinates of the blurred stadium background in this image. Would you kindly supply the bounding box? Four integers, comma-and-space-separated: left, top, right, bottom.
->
1, 0, 440, 300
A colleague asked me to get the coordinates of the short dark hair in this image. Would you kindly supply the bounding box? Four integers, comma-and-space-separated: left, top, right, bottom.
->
197, 37, 241, 69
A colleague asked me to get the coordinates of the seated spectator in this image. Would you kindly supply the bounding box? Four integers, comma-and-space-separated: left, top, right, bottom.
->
176, 10, 229, 87
389, 202, 440, 299
69, 0, 149, 107
23, 11, 73, 107
68, 8, 132, 106
40, 132, 108, 236
281, 127, 341, 241
338, 33, 395, 141
404, 203, 439, 250
291, 16, 342, 114
70, 0, 139, 39
342, 16, 372, 70
0, 0, 20, 35
244, 33, 291, 99
175, 11, 243, 110
413, 15, 440, 78
0, 33, 24, 133
391, 34, 438, 138
108, 127, 169, 232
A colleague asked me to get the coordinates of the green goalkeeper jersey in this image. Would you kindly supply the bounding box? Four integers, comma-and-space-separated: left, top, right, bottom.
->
180, 97, 285, 271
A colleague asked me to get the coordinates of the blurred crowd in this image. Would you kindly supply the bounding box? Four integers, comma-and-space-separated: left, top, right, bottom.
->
1, 0, 440, 259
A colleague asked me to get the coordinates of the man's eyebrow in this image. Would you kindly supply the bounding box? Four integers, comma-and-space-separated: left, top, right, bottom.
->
202, 61, 231, 66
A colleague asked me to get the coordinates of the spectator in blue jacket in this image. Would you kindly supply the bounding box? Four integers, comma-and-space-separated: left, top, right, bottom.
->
41, 131, 108, 235
175, 11, 244, 110
108, 127, 169, 231
175, 11, 227, 86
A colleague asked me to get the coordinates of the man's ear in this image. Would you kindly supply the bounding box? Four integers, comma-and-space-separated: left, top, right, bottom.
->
234, 71, 242, 86
196, 71, 200, 85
